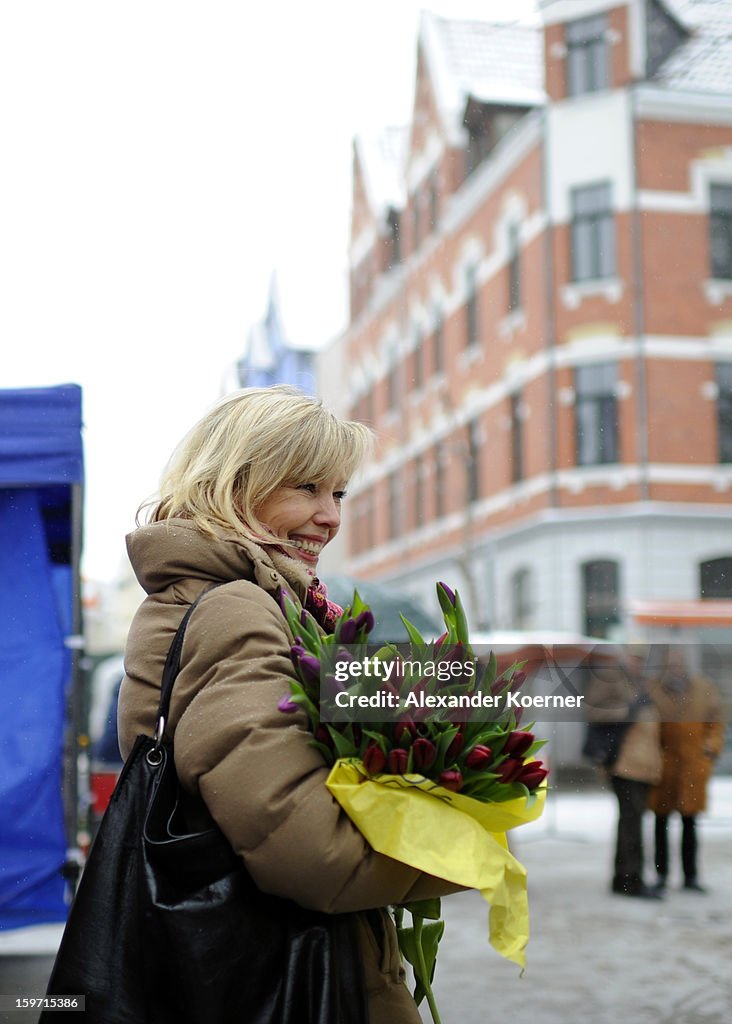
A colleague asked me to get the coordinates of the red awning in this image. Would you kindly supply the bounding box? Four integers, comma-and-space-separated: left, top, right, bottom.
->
628, 600, 732, 627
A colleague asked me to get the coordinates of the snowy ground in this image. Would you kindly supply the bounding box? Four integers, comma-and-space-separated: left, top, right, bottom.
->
1, 778, 731, 1024
419, 775, 732, 1024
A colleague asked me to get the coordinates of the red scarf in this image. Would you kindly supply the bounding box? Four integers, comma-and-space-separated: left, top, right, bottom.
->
304, 580, 343, 634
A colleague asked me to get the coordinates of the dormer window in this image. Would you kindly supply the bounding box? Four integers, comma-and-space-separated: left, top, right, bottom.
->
566, 14, 610, 97
646, 0, 688, 78
387, 208, 401, 268
463, 98, 531, 179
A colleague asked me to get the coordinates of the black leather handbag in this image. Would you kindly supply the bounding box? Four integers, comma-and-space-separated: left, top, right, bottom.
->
42, 589, 369, 1024
581, 721, 630, 768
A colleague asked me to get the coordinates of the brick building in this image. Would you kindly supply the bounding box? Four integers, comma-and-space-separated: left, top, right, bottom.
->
331, 0, 732, 638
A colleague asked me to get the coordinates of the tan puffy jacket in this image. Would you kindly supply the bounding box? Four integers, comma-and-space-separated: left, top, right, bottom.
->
583, 665, 662, 785
119, 519, 459, 1023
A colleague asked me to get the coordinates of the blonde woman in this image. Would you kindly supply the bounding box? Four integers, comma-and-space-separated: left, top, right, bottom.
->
119, 385, 457, 1023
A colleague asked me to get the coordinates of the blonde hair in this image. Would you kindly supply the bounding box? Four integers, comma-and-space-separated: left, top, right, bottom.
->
142, 385, 373, 542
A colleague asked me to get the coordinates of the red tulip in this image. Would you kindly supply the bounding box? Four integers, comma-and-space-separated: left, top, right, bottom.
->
510, 670, 527, 691
412, 738, 437, 771
503, 730, 534, 758
394, 717, 417, 743
497, 757, 523, 783
314, 724, 334, 749
515, 762, 549, 791
363, 744, 386, 774
445, 729, 464, 761
388, 748, 409, 775
465, 745, 493, 770
434, 631, 449, 652
438, 770, 463, 792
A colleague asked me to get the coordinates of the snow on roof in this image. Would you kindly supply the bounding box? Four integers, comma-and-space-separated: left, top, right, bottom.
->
355, 125, 409, 217
652, 0, 732, 96
420, 11, 545, 144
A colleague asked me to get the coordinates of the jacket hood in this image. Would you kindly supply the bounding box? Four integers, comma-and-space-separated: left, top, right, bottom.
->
126, 518, 289, 597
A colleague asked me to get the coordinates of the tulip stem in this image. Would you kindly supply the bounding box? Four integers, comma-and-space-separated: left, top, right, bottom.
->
412, 915, 442, 1024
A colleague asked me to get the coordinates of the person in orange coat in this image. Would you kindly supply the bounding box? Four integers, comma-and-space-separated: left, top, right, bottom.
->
648, 647, 725, 894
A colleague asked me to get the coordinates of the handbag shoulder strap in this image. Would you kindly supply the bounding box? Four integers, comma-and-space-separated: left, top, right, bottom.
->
152, 584, 222, 746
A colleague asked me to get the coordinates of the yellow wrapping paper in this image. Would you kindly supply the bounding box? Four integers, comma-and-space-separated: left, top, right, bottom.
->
326, 759, 546, 969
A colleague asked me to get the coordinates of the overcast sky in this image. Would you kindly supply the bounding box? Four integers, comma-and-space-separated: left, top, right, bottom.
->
1, 0, 539, 582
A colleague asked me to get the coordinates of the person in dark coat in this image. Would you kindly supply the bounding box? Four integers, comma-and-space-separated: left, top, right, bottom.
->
648, 647, 725, 894
584, 645, 663, 899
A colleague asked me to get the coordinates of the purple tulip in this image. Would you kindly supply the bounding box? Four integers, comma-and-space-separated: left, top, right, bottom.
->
293, 653, 321, 689
321, 674, 346, 700
277, 695, 299, 714
438, 582, 456, 606
353, 610, 375, 635
338, 619, 357, 644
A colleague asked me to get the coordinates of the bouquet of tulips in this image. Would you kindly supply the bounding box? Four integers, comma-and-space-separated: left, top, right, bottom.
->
278, 581, 548, 1024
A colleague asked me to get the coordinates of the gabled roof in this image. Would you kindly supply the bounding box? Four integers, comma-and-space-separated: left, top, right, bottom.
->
420, 12, 545, 144
354, 126, 409, 219
652, 0, 732, 95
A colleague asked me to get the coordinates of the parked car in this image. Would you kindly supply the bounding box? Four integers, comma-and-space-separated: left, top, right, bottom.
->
87, 655, 125, 825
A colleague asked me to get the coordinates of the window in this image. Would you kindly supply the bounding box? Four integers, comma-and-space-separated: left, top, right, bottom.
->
566, 14, 610, 97
710, 185, 732, 280
571, 182, 615, 282
646, 0, 688, 78
510, 568, 533, 630
508, 223, 521, 312
466, 266, 479, 348
582, 559, 620, 638
387, 209, 401, 268
467, 421, 481, 504
575, 363, 619, 466
718, 363, 732, 463
510, 393, 524, 483
700, 557, 732, 599
434, 441, 446, 518
432, 308, 444, 377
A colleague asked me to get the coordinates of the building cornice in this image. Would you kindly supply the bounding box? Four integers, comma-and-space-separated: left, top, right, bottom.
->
634, 86, 732, 127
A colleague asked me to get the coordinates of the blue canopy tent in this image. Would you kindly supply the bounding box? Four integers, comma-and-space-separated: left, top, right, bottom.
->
0, 384, 84, 930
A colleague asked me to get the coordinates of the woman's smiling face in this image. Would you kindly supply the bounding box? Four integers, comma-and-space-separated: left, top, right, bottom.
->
255, 478, 347, 568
